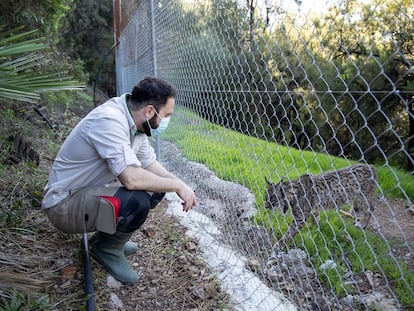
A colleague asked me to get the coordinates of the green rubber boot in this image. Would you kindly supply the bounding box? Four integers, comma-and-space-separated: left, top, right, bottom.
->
89, 232, 138, 256
90, 231, 139, 284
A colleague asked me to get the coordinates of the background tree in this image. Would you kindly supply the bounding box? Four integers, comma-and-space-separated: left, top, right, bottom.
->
308, 0, 414, 169
59, 0, 115, 97
0, 0, 71, 38
183, 0, 413, 170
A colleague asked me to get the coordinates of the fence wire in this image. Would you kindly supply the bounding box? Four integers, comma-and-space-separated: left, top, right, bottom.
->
115, 0, 414, 310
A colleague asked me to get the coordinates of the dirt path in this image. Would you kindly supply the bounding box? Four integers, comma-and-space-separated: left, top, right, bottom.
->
368, 197, 414, 268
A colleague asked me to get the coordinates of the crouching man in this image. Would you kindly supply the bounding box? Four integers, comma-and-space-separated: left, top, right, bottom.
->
42, 77, 197, 284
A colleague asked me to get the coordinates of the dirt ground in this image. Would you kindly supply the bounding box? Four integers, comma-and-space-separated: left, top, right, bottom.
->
0, 203, 232, 310
372, 197, 414, 242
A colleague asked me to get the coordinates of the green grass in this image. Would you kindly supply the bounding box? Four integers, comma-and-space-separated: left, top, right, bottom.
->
295, 210, 414, 305
161, 105, 414, 307
164, 106, 414, 204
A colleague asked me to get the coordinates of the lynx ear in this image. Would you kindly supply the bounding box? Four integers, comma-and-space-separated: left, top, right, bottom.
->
278, 177, 286, 185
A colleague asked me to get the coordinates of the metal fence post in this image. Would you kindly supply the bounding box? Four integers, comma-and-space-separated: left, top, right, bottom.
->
150, 0, 161, 161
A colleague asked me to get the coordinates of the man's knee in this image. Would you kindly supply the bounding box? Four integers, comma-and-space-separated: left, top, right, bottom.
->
115, 188, 151, 233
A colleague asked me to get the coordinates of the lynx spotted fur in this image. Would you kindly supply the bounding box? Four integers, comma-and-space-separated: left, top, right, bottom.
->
265, 164, 378, 246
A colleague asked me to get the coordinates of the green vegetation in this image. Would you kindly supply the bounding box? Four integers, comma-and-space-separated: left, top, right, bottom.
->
164, 0, 414, 171
58, 0, 115, 95
0, 0, 71, 39
0, 1, 112, 308
162, 105, 414, 307
297, 210, 414, 305
164, 107, 414, 205
0, 89, 91, 310
0, 290, 49, 311
0, 25, 84, 103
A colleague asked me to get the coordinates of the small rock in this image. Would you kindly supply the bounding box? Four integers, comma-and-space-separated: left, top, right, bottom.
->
319, 259, 337, 271
407, 204, 414, 215
59, 280, 72, 290
266, 258, 278, 267
107, 275, 122, 289
281, 282, 294, 292
304, 291, 313, 299
185, 241, 198, 251
342, 294, 354, 307
56, 258, 73, 268
188, 265, 200, 273
279, 262, 289, 272
286, 249, 307, 262
360, 293, 398, 311
246, 258, 260, 272
189, 286, 206, 299
109, 292, 123, 310
364, 271, 375, 288
266, 270, 283, 282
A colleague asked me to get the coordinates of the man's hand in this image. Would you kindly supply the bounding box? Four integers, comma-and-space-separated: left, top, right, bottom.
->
176, 182, 197, 212
140, 161, 197, 212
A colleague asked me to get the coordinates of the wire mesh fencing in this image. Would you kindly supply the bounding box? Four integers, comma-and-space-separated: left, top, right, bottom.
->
115, 0, 414, 310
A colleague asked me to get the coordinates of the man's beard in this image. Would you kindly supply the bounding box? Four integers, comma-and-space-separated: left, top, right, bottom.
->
142, 115, 159, 136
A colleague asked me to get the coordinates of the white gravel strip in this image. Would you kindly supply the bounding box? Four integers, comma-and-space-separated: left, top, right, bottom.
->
165, 192, 297, 311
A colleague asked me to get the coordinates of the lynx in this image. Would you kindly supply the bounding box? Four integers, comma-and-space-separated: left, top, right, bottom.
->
265, 164, 378, 246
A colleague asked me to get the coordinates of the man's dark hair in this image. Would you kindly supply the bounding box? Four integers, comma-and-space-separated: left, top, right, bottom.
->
130, 77, 176, 111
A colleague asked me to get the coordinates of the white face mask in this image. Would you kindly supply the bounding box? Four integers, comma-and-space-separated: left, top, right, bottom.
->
151, 109, 171, 136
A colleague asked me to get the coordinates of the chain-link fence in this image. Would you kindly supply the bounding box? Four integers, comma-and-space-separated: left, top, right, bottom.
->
115, 0, 414, 310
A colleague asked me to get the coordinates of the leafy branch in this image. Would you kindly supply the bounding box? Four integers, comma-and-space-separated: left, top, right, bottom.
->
0, 25, 84, 103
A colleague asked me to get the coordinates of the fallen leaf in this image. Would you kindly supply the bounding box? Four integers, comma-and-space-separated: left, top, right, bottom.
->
142, 227, 156, 238
60, 265, 77, 280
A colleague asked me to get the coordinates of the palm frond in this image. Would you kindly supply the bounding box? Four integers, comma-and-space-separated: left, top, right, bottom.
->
1, 53, 46, 72
0, 24, 85, 103
0, 87, 40, 103
0, 40, 48, 57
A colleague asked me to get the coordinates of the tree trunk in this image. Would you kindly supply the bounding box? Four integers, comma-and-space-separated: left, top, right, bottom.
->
247, 0, 254, 51
408, 100, 414, 172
